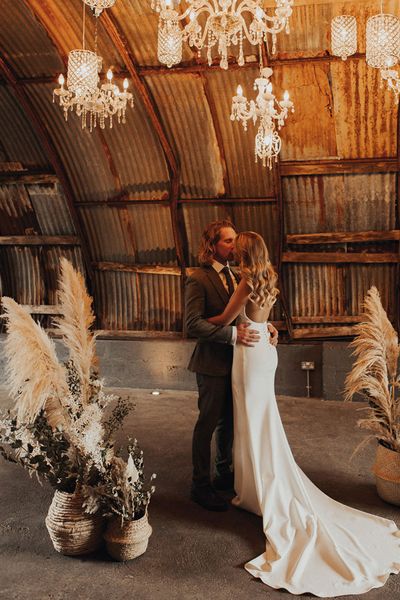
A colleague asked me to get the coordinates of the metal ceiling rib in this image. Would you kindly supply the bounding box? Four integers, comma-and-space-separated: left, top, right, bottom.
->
283, 173, 396, 234
26, 83, 116, 203
205, 67, 276, 197
0, 86, 49, 167
145, 73, 225, 198
0, 0, 64, 78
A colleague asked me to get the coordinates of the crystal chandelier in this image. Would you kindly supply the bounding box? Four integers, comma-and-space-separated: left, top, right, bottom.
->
331, 15, 357, 61
331, 5, 400, 103
151, 0, 294, 70
83, 0, 116, 17
230, 66, 294, 168
53, 1, 133, 130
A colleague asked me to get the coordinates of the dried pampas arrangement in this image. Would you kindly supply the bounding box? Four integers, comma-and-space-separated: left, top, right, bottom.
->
344, 286, 400, 453
2, 297, 68, 426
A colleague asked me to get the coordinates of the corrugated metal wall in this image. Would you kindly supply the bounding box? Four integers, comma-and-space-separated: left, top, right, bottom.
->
0, 0, 398, 339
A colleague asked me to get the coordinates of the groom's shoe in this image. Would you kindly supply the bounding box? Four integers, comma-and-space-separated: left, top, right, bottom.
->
213, 471, 234, 491
190, 485, 228, 511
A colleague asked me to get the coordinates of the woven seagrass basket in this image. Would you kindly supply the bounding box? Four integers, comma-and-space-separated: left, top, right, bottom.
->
104, 513, 152, 561
45, 489, 104, 555
373, 443, 400, 507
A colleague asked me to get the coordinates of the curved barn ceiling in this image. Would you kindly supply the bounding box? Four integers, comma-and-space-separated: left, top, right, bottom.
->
0, 0, 399, 339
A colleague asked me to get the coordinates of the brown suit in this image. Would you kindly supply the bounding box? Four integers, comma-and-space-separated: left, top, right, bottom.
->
185, 264, 239, 488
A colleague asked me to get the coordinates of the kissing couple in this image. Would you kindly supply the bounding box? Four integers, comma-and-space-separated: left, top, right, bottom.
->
185, 219, 400, 597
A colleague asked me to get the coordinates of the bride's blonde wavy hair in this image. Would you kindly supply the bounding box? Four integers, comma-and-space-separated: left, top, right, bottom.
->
235, 231, 279, 308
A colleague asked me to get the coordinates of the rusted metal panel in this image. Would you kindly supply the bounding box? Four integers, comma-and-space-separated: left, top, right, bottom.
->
182, 201, 279, 266
283, 172, 396, 234
0, 0, 64, 78
272, 1, 333, 59
140, 273, 182, 331
79, 204, 177, 265
206, 67, 276, 197
0, 185, 39, 235
347, 264, 396, 317
93, 270, 182, 331
272, 62, 337, 160
42, 246, 85, 304
28, 183, 76, 235
0, 86, 49, 167
100, 96, 169, 200
112, 0, 193, 66
125, 204, 177, 265
79, 205, 135, 263
26, 0, 123, 70
27, 83, 116, 203
145, 73, 225, 198
331, 58, 397, 159
286, 262, 395, 330
1, 245, 44, 304
286, 264, 346, 318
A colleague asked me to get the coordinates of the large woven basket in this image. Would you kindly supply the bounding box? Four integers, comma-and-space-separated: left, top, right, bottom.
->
104, 513, 152, 561
45, 489, 104, 556
373, 443, 400, 507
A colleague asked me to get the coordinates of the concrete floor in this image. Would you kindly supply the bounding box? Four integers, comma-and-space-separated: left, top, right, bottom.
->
0, 387, 399, 600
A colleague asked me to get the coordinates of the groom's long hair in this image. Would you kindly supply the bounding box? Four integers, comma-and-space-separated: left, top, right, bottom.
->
198, 219, 237, 265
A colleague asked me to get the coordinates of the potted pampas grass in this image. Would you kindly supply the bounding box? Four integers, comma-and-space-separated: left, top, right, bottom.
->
0, 259, 135, 555
345, 286, 400, 506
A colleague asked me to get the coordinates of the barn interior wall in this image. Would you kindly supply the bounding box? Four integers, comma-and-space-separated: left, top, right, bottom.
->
0, 335, 353, 401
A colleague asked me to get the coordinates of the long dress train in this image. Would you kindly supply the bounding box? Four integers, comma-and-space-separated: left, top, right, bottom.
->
231, 310, 400, 597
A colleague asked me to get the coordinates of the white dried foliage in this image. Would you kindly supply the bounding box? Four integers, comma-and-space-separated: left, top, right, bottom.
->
53, 258, 98, 405
1, 297, 68, 426
344, 286, 400, 452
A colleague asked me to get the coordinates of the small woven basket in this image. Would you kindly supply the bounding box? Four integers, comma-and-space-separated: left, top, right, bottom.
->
373, 443, 400, 507
45, 489, 104, 556
104, 513, 152, 561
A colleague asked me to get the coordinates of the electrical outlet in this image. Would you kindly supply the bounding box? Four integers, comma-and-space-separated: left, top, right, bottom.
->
301, 361, 315, 370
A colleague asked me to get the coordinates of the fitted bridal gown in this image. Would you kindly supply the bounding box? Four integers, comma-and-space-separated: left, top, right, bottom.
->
231, 309, 400, 597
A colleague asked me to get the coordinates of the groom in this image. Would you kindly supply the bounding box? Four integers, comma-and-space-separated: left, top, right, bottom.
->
185, 220, 278, 511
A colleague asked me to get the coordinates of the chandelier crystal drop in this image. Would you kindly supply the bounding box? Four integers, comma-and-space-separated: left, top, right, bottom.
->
83, 0, 116, 17
380, 67, 400, 104
366, 13, 400, 69
230, 66, 294, 168
151, 0, 294, 70
331, 15, 357, 61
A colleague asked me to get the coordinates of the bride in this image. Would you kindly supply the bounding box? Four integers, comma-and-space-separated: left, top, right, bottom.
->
208, 231, 400, 597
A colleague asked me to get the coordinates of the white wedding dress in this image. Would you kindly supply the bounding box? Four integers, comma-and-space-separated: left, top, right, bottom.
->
231, 309, 400, 597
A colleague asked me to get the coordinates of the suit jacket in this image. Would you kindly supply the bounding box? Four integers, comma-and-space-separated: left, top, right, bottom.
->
185, 265, 239, 376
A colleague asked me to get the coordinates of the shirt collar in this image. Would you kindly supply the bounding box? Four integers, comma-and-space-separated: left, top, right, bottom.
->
212, 260, 230, 274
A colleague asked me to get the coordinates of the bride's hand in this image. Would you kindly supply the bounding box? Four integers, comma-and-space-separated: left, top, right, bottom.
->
267, 323, 279, 347
237, 322, 260, 347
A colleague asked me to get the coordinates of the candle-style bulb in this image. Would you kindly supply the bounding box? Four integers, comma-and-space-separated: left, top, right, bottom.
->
283, 90, 290, 101
58, 73, 65, 86
107, 69, 113, 82
123, 78, 129, 90
236, 84, 243, 97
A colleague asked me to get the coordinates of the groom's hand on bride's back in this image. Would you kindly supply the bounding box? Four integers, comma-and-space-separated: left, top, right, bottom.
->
236, 323, 260, 346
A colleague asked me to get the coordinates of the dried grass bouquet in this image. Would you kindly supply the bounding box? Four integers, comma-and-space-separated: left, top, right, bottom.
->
344, 286, 400, 453
0, 259, 155, 520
